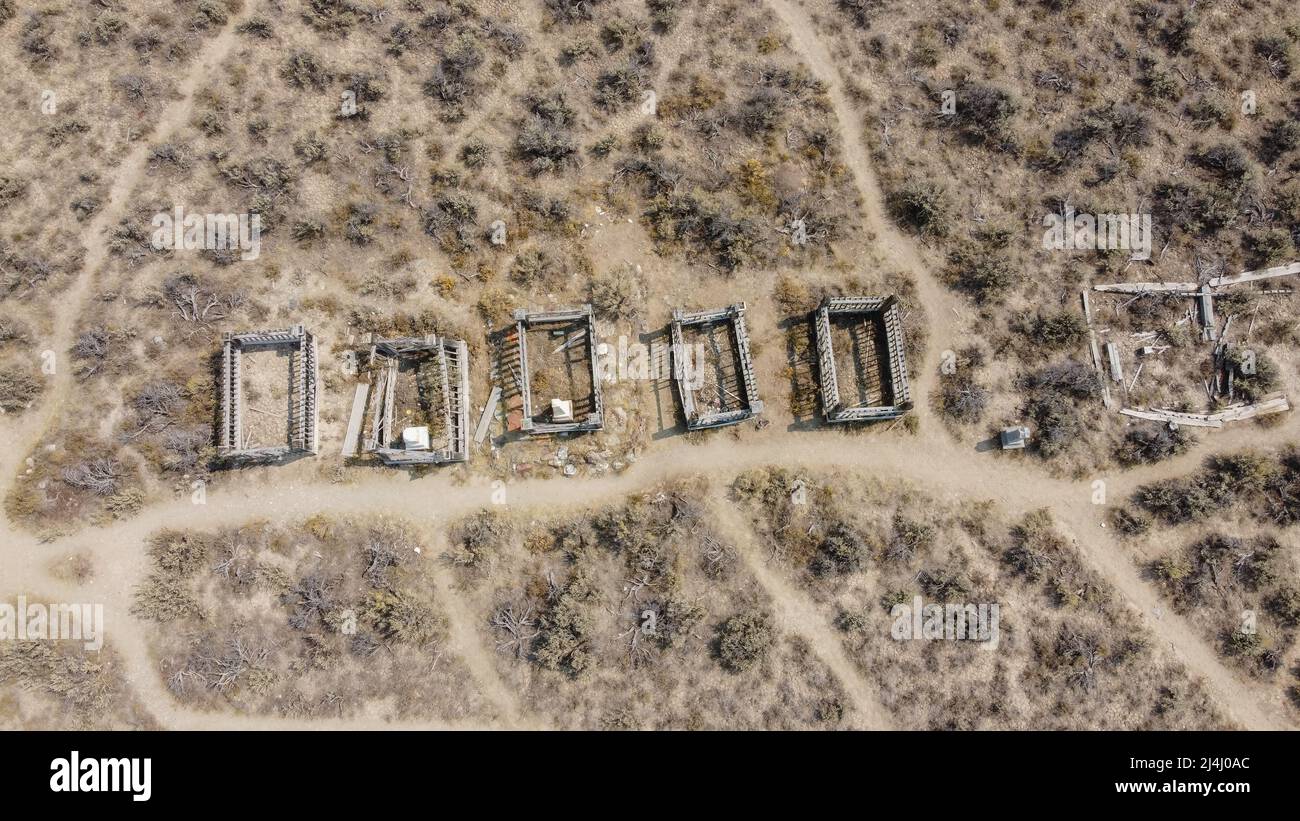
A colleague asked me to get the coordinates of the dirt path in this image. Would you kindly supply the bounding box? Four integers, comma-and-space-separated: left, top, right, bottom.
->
707, 489, 894, 729
1, 0, 1294, 732
0, 6, 256, 502
424, 532, 542, 730
6, 410, 1296, 729
764, 0, 964, 421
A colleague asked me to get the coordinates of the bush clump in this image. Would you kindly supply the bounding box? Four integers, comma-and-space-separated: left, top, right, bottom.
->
0, 364, 41, 414
938, 374, 988, 424
888, 181, 951, 237
1018, 360, 1096, 458
1115, 424, 1191, 465
812, 522, 870, 576
716, 610, 773, 672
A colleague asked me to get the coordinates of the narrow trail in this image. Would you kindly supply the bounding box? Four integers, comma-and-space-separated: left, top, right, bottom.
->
0, 6, 257, 502
764, 0, 964, 420
707, 489, 894, 729
425, 535, 540, 730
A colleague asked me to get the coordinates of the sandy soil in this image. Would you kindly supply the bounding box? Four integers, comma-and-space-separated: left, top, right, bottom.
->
0, 0, 1294, 732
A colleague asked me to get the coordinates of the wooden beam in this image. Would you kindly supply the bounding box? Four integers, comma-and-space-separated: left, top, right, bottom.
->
1119, 393, 1289, 427
474, 386, 501, 444
1106, 341, 1124, 383
1093, 281, 1198, 294
341, 384, 370, 457
1209, 261, 1300, 288
1120, 408, 1223, 428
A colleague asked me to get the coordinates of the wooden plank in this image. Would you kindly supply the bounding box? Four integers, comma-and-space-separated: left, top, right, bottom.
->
1093, 281, 1198, 294
1199, 284, 1218, 341
1159, 409, 1229, 425
341, 384, 370, 457
474, 386, 501, 444
1087, 331, 1114, 410
454, 339, 470, 457
1217, 395, 1289, 421
551, 330, 586, 356
1121, 394, 1288, 427
1120, 408, 1223, 428
367, 363, 388, 451
1106, 342, 1124, 383
1209, 261, 1300, 288
436, 341, 454, 449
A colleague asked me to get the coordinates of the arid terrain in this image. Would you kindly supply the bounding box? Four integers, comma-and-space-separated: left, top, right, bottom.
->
1, 0, 1298, 731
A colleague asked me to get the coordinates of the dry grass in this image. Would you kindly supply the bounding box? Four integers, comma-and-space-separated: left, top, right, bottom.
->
0, 639, 156, 730
447, 478, 855, 729
731, 465, 1232, 729
135, 517, 494, 722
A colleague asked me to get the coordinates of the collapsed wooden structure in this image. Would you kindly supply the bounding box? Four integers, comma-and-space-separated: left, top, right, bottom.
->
350, 335, 470, 465
1091, 259, 1298, 425
669, 303, 763, 430
219, 325, 318, 460
512, 305, 603, 435
814, 296, 913, 422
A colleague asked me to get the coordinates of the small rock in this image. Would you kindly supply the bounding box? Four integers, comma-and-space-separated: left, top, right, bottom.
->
563, 464, 577, 477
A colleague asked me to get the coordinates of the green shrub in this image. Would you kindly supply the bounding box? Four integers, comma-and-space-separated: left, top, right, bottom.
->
1267, 586, 1300, 627
590, 265, 639, 318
